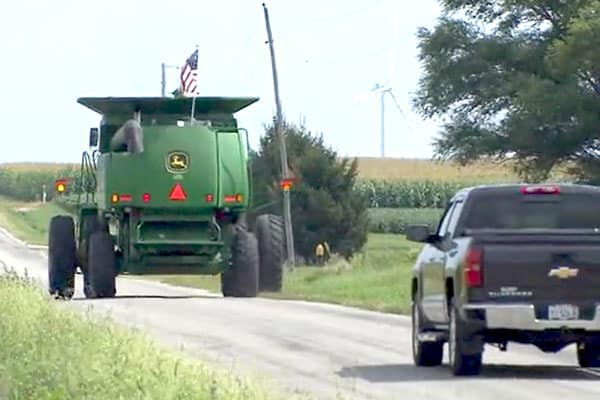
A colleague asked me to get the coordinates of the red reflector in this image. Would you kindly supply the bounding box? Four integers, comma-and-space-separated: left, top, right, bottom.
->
464, 248, 483, 288
120, 194, 132, 202
169, 183, 187, 201
224, 195, 236, 203
142, 193, 151, 203
520, 185, 560, 195
205, 194, 214, 202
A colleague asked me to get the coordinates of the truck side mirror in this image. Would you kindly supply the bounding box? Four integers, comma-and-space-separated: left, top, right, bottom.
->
89, 128, 99, 148
405, 224, 432, 243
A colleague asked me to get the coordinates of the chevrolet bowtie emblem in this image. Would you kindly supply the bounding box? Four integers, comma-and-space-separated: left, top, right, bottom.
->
548, 266, 579, 279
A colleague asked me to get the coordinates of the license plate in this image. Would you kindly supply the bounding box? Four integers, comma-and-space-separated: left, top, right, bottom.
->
548, 304, 579, 320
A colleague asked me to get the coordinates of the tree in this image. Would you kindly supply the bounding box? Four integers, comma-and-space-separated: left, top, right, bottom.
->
251, 120, 369, 261
414, 0, 600, 182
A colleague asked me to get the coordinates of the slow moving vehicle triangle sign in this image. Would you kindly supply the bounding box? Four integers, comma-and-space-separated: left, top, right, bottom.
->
169, 183, 187, 201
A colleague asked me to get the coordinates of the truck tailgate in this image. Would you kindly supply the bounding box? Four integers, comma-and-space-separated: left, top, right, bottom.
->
472, 233, 600, 319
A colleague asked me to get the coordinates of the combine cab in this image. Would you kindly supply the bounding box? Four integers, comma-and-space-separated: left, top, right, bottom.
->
47, 96, 285, 299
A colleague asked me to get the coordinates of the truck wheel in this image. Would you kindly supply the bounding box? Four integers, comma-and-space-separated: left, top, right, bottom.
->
221, 225, 259, 297
48, 215, 77, 300
577, 342, 600, 368
412, 300, 443, 367
256, 214, 284, 292
85, 230, 116, 298
448, 299, 482, 376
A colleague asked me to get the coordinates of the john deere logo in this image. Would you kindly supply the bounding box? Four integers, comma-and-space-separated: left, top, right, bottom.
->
166, 152, 189, 173
548, 266, 579, 279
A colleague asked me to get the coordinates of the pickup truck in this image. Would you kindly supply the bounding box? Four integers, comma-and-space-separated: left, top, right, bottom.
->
407, 183, 600, 376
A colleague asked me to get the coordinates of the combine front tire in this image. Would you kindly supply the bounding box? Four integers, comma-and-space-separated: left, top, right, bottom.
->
85, 230, 116, 298
221, 226, 259, 297
256, 214, 285, 292
48, 216, 77, 300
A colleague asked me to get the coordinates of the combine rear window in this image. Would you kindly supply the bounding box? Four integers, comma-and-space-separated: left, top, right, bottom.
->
463, 192, 600, 230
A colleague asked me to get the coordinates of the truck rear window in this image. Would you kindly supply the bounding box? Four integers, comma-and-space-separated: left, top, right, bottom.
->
463, 193, 600, 230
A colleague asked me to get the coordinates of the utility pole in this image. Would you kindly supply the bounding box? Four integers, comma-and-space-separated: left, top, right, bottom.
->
263, 2, 295, 269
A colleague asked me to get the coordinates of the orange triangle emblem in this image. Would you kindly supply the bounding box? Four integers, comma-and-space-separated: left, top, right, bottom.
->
169, 183, 187, 201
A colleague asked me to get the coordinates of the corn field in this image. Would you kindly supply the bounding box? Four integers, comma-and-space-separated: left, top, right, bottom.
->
354, 179, 469, 209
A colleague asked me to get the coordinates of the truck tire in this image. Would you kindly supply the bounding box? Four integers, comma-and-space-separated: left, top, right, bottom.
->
85, 230, 116, 298
412, 300, 444, 367
48, 215, 77, 300
577, 342, 600, 368
448, 299, 482, 376
256, 214, 284, 292
221, 225, 259, 297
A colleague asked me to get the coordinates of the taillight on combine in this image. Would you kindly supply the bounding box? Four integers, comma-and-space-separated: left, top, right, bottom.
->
464, 248, 483, 288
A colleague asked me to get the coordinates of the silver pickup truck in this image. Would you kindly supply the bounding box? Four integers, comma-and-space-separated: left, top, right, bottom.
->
407, 184, 600, 375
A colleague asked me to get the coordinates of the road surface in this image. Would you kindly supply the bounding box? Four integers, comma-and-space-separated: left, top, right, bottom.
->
1, 228, 599, 400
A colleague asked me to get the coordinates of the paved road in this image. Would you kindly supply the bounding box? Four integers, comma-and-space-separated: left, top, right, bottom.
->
1, 229, 599, 400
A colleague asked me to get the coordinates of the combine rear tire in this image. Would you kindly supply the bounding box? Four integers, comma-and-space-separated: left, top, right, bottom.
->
48, 216, 77, 299
256, 214, 284, 292
85, 230, 116, 298
221, 225, 259, 297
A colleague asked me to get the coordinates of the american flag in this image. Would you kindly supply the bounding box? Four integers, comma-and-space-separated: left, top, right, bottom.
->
180, 49, 199, 97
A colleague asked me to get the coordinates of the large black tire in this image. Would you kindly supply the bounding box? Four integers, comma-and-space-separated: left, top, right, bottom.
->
412, 300, 444, 367
77, 214, 102, 271
577, 342, 600, 368
448, 299, 483, 376
255, 214, 285, 292
221, 225, 259, 297
48, 215, 77, 299
85, 230, 116, 298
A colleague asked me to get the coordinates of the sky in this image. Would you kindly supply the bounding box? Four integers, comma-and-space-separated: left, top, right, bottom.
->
0, 0, 443, 163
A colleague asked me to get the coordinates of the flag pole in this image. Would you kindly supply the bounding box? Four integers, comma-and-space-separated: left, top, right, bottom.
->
189, 45, 199, 125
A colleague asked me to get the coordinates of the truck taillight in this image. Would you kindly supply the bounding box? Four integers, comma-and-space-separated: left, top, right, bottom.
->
464, 248, 483, 288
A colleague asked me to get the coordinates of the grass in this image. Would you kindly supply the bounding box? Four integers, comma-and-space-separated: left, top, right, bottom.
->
149, 233, 422, 314
0, 269, 288, 400
0, 196, 66, 245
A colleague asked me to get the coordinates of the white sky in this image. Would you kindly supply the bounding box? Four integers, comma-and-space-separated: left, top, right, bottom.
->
0, 0, 443, 163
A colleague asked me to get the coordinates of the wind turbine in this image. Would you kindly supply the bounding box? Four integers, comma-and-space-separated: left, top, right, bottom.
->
355, 81, 409, 158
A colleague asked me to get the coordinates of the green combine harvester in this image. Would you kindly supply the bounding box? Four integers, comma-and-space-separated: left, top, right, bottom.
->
48, 96, 285, 299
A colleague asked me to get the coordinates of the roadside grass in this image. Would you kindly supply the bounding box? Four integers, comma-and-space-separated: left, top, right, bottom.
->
0, 269, 289, 400
0, 197, 422, 314
0, 196, 65, 245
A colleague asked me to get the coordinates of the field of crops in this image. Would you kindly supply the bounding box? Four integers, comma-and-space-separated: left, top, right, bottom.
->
368, 208, 443, 234
354, 157, 522, 182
